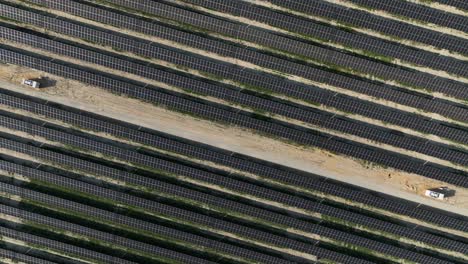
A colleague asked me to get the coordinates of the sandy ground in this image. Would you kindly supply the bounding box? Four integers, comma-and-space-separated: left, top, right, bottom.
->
0, 64, 467, 218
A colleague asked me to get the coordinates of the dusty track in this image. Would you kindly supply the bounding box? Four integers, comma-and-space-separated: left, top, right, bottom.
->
1, 63, 466, 217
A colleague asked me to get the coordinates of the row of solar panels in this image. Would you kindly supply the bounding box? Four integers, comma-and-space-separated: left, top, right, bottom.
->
349, 0, 468, 33
0, 248, 56, 264
162, 0, 468, 99
0, 24, 466, 169
112, 0, 468, 81
436, 0, 468, 11
0, 87, 465, 236
0, 106, 461, 263
153, 0, 468, 82
0, 0, 468, 216
267, 0, 468, 56
0, 134, 371, 263
24, 0, 468, 122
0, 181, 214, 264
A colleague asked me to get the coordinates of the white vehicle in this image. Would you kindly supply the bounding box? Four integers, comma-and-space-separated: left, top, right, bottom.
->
425, 187, 450, 200
425, 190, 444, 200
22, 79, 40, 88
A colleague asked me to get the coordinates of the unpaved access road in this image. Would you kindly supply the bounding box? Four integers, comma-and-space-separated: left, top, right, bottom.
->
0, 64, 467, 217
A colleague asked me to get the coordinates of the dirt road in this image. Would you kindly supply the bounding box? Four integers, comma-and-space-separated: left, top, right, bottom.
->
0, 64, 466, 217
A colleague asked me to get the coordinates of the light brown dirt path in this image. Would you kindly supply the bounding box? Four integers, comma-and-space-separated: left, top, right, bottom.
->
0, 64, 467, 217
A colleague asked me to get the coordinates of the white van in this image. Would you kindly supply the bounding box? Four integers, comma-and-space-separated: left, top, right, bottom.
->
22, 79, 40, 88
425, 187, 450, 200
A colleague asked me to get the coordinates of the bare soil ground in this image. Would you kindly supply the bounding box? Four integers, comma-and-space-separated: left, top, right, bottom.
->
0, 63, 467, 217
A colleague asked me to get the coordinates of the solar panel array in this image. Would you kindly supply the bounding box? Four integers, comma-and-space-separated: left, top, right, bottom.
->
0, 0, 466, 263
0, 114, 465, 254
435, 0, 468, 11
0, 101, 460, 263
0, 212, 137, 264
0, 248, 57, 264
17, 0, 468, 121
4, 1, 468, 127
266, 0, 468, 55
348, 0, 468, 32
3, 44, 468, 189
172, 0, 468, 78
